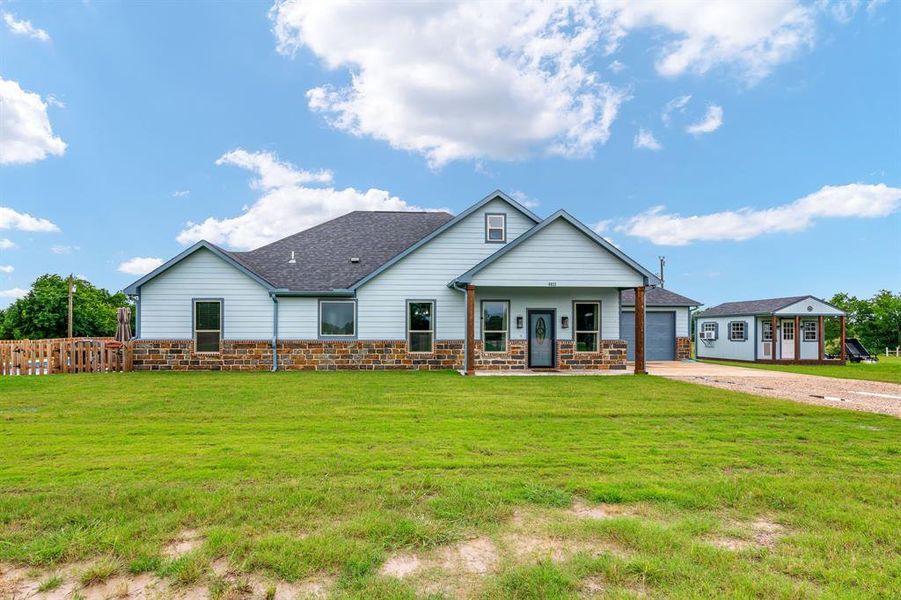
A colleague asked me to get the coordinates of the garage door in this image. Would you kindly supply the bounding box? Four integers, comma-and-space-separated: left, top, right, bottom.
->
620, 311, 676, 361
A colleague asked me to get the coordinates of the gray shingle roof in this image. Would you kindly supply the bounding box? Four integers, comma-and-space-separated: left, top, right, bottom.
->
226, 211, 454, 291
694, 296, 809, 318
621, 287, 701, 307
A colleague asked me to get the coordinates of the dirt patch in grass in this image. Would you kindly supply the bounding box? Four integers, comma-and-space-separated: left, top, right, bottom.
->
441, 537, 500, 575
379, 553, 422, 578
709, 517, 786, 551
164, 529, 203, 558
569, 499, 632, 520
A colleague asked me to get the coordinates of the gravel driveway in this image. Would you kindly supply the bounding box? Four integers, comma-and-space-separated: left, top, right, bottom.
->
648, 361, 901, 418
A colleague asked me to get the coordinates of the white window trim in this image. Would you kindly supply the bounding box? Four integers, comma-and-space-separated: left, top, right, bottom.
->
782, 320, 795, 340
193, 299, 222, 354
319, 299, 357, 338
573, 301, 600, 353
802, 320, 817, 342
729, 321, 746, 341
407, 300, 435, 354
482, 300, 509, 353
485, 213, 506, 243
762, 320, 773, 342
702, 322, 717, 336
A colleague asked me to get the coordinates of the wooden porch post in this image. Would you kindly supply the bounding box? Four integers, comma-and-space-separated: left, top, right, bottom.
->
793, 315, 800, 362
817, 315, 824, 361
771, 315, 778, 360
466, 284, 476, 376
839, 315, 847, 362
634, 286, 647, 374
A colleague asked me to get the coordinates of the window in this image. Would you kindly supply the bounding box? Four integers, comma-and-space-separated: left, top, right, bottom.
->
485, 214, 506, 242
482, 300, 509, 352
782, 320, 794, 340
702, 322, 717, 339
803, 320, 817, 341
729, 321, 746, 341
574, 302, 600, 352
194, 300, 221, 353
407, 301, 434, 353
320, 300, 355, 336
762, 320, 773, 341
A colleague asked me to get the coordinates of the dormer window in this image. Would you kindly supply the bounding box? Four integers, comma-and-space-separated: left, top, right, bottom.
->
485, 213, 506, 243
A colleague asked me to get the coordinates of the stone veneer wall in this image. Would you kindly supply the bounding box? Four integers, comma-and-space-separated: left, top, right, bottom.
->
676, 336, 691, 360
472, 339, 627, 371
133, 339, 628, 372
132, 340, 463, 371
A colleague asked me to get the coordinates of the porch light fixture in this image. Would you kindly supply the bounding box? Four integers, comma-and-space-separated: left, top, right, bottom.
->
561, 316, 569, 329
516, 316, 524, 329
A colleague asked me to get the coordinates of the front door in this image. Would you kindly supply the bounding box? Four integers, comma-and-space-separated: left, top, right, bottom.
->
781, 319, 795, 359
528, 310, 555, 368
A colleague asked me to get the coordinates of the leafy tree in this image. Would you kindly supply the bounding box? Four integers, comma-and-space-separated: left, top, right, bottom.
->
825, 290, 900, 353
0, 274, 133, 340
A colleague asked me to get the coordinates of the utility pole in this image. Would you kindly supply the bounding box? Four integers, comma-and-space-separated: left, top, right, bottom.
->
67, 274, 74, 338
658, 256, 666, 288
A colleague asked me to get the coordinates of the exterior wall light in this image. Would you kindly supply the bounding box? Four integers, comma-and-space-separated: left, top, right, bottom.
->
561, 316, 569, 329
516, 316, 524, 329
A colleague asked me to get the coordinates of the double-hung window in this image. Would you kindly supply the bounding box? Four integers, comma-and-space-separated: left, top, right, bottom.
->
802, 320, 817, 341
194, 299, 222, 353
729, 321, 746, 341
702, 322, 717, 339
762, 320, 773, 341
319, 300, 356, 337
574, 301, 600, 352
482, 300, 509, 352
407, 301, 434, 353
485, 214, 506, 242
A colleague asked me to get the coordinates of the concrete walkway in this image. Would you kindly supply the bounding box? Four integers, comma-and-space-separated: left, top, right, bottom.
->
649, 360, 901, 418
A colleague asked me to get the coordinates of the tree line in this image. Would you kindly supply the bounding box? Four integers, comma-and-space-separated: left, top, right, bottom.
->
825, 290, 900, 354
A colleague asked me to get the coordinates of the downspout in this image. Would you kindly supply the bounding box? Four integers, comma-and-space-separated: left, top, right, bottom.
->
271, 294, 279, 372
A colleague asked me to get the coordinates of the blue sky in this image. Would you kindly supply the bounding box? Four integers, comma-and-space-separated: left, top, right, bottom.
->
1, 0, 898, 309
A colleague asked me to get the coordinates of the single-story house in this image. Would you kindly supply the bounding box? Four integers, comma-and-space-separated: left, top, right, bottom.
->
694, 296, 847, 364
124, 190, 695, 373
620, 288, 700, 361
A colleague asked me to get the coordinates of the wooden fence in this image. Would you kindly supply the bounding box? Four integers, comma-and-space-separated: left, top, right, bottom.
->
0, 338, 133, 376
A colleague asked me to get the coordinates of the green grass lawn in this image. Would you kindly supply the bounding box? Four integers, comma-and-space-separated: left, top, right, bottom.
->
1, 372, 899, 599
699, 355, 901, 384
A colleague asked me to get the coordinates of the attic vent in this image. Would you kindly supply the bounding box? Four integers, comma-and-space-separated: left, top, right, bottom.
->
350, 257, 360, 263
288, 251, 297, 265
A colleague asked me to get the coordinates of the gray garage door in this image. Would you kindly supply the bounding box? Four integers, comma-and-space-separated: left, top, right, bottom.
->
620, 311, 676, 361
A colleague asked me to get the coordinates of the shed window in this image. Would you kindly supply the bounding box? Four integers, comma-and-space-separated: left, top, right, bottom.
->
803, 320, 817, 341
486, 214, 506, 242
407, 301, 434, 353
701, 322, 717, 338
194, 300, 221, 353
762, 321, 773, 341
574, 302, 600, 352
729, 321, 746, 341
320, 300, 355, 336
482, 300, 509, 352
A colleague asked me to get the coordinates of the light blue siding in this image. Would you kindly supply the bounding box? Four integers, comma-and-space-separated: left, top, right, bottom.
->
139, 247, 272, 339
474, 287, 621, 340
695, 316, 755, 361
774, 297, 843, 316
356, 198, 536, 340
469, 219, 644, 288
277, 297, 318, 339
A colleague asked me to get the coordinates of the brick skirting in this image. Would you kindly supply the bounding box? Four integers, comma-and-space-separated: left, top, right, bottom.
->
676, 336, 691, 360
133, 338, 628, 372
132, 339, 464, 371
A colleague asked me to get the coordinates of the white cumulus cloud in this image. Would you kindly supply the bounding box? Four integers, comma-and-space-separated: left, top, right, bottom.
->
0, 287, 28, 299
615, 183, 901, 245
0, 77, 67, 165
0, 238, 15, 250
118, 257, 165, 276
272, 1, 629, 167
0, 206, 59, 232
0, 265, 13, 274
633, 128, 662, 150
177, 149, 436, 250
686, 105, 723, 135
51, 245, 78, 255
3, 12, 50, 42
